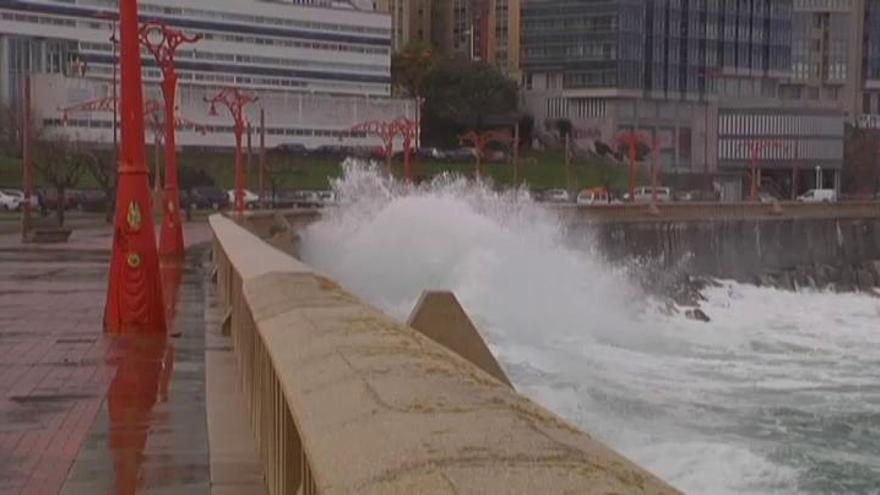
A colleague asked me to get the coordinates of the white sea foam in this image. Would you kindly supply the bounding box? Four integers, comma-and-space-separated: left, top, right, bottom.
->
300, 160, 880, 495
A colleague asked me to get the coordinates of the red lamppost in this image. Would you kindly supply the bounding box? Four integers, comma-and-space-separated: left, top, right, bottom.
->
104, 0, 166, 334
459, 129, 514, 181
139, 21, 200, 259
393, 118, 418, 182
351, 120, 399, 173
205, 88, 258, 215
615, 130, 648, 201
743, 139, 786, 201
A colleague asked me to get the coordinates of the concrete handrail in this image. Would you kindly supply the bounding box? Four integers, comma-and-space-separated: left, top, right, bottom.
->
210, 214, 680, 494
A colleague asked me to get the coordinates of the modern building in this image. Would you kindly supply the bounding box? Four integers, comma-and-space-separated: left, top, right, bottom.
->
0, 0, 415, 151
374, 0, 432, 51
521, 0, 846, 200
375, 0, 521, 77
431, 0, 521, 76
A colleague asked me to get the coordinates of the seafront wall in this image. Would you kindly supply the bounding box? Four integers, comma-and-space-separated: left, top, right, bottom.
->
211, 214, 679, 494
557, 202, 880, 290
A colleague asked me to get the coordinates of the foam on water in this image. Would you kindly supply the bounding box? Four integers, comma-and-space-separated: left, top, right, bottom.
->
300, 161, 880, 495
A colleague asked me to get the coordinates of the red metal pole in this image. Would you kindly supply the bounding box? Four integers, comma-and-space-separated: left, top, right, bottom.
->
205, 88, 256, 215
140, 22, 199, 259
651, 135, 660, 206
21, 73, 32, 241
234, 114, 245, 215
750, 143, 759, 202
158, 74, 183, 257
629, 138, 637, 201
104, 0, 166, 334
259, 108, 266, 209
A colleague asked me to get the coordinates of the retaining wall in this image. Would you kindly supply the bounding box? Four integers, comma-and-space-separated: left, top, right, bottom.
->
210, 214, 679, 494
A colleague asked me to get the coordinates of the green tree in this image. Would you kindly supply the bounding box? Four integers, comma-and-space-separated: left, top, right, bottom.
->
421, 59, 518, 146
33, 135, 88, 227
391, 41, 436, 98
85, 149, 117, 223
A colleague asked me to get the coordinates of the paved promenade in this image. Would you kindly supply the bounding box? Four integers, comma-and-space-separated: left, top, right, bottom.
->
0, 223, 228, 495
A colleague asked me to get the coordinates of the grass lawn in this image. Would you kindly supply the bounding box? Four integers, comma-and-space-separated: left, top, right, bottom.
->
1, 149, 641, 193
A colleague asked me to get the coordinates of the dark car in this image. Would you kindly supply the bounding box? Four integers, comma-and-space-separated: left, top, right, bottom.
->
38, 189, 77, 211
189, 186, 230, 210
75, 190, 109, 212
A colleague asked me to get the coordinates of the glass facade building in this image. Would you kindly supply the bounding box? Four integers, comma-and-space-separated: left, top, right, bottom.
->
522, 0, 792, 97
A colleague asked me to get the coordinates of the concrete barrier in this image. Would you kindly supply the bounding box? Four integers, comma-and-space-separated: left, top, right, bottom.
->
210, 214, 680, 494
408, 291, 513, 389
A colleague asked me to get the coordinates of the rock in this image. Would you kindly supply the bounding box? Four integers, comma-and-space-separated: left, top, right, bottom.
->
865, 261, 880, 286
813, 264, 831, 288
685, 308, 711, 322
856, 269, 876, 292
805, 276, 818, 289
841, 265, 856, 286
776, 271, 795, 292
757, 274, 776, 287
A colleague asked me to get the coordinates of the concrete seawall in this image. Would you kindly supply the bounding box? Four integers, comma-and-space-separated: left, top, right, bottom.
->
211, 214, 680, 494
553, 203, 880, 287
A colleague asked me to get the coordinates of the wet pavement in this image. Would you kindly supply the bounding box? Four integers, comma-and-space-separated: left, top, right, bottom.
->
0, 224, 215, 495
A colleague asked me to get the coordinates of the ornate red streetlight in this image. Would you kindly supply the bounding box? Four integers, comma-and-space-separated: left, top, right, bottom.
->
104, 0, 166, 334
615, 130, 648, 201
393, 118, 418, 182
742, 140, 787, 201
459, 129, 513, 181
205, 88, 258, 215
139, 21, 200, 259
351, 120, 399, 173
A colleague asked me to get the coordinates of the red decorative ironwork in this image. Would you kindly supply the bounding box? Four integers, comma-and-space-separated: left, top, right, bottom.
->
351, 117, 418, 181
614, 130, 648, 200
139, 20, 200, 259
351, 120, 399, 172
741, 140, 788, 202
393, 117, 418, 182
104, 0, 165, 335
205, 88, 258, 215
460, 129, 514, 180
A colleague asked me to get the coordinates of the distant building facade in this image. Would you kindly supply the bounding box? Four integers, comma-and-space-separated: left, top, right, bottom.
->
521, 0, 846, 200
0, 0, 414, 150
376, 0, 521, 77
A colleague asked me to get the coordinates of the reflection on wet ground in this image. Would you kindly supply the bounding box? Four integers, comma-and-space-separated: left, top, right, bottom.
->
63, 255, 210, 495
0, 225, 212, 495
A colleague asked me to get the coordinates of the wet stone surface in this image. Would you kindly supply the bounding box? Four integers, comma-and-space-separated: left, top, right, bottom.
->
0, 226, 213, 495
61, 252, 211, 495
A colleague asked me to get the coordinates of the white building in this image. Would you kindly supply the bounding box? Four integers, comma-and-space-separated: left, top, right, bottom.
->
0, 0, 414, 150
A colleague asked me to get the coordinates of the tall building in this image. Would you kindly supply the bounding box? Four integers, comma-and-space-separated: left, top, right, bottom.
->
375, 0, 432, 51
379, 0, 520, 76
522, 0, 845, 200
0, 0, 414, 150
777, 0, 865, 118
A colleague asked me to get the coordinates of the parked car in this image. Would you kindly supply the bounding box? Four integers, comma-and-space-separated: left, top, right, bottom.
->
190, 186, 230, 210
544, 189, 572, 203
797, 189, 837, 203
226, 189, 260, 209
38, 189, 77, 211
0, 189, 24, 211
75, 190, 109, 212
576, 188, 611, 205
315, 190, 337, 206
418, 147, 445, 160
444, 148, 478, 161
631, 186, 672, 203
757, 192, 780, 204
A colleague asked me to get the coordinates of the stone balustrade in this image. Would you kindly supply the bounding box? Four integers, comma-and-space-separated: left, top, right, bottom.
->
209, 214, 679, 494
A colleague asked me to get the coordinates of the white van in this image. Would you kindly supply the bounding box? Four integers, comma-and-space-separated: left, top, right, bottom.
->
797, 189, 836, 203
632, 186, 671, 203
